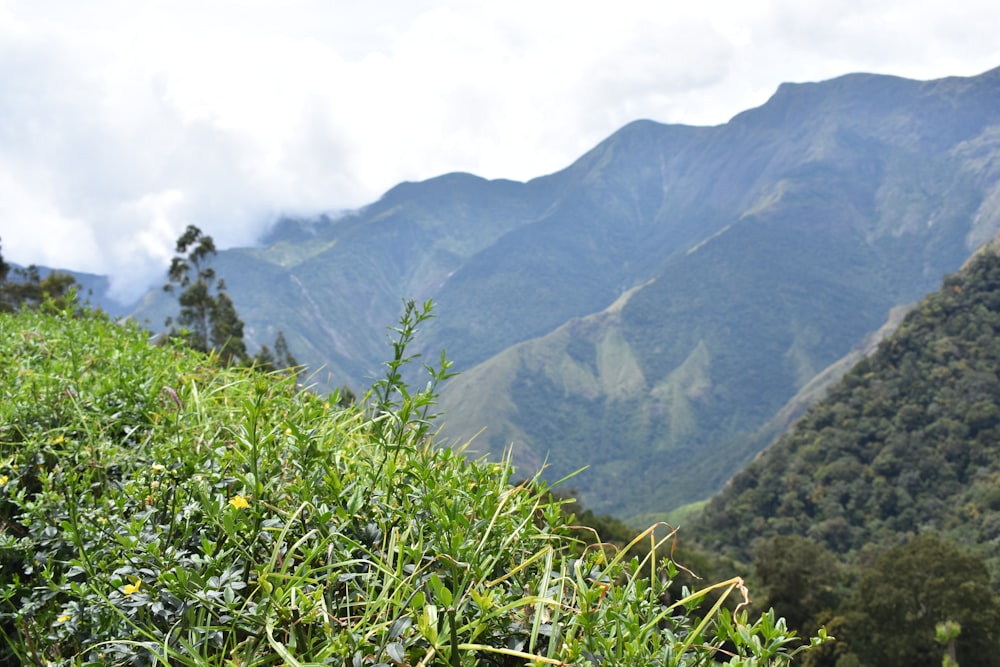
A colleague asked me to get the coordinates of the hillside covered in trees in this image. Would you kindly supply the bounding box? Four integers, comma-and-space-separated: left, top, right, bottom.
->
694, 245, 1000, 665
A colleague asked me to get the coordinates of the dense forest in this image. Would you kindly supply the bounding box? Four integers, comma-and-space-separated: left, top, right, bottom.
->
694, 247, 1000, 665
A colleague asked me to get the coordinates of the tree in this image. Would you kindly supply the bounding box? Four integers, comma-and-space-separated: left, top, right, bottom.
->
0, 237, 79, 313
842, 534, 1000, 667
164, 226, 304, 371
754, 535, 845, 635
164, 225, 247, 364
250, 330, 299, 375
209, 290, 248, 365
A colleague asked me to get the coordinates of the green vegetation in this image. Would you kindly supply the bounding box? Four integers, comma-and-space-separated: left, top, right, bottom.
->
700, 249, 1000, 568
163, 225, 249, 365
0, 237, 80, 314
694, 248, 1000, 665
0, 302, 824, 665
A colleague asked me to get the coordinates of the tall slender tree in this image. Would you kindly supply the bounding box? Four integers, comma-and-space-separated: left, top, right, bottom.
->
164, 225, 247, 364
250, 330, 300, 376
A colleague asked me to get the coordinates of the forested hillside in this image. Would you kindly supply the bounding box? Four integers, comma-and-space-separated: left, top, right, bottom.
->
693, 245, 1000, 665
699, 245, 1000, 568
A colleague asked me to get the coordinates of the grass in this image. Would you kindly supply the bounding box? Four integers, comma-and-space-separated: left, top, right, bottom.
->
0, 299, 826, 665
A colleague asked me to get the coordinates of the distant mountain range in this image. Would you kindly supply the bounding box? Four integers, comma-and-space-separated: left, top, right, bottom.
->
114, 65, 1000, 521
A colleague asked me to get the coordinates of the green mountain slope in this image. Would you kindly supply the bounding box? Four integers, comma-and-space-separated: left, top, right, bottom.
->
696, 242, 1000, 583
438, 67, 1000, 519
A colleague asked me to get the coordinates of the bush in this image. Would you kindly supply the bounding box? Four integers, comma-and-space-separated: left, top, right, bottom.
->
0, 303, 826, 665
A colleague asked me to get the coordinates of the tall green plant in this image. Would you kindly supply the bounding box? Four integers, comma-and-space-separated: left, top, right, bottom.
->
367, 299, 456, 446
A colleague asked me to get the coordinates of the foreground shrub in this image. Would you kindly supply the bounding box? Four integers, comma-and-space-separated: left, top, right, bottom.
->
0, 303, 826, 665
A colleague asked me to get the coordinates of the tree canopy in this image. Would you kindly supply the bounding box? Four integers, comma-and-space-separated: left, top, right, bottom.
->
164, 225, 248, 364
0, 237, 79, 313
692, 248, 1000, 665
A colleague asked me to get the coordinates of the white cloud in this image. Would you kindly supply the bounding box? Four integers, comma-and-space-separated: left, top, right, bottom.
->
0, 0, 998, 302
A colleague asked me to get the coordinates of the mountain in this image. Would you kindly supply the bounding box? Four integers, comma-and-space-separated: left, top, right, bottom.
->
437, 66, 1000, 519
684, 242, 1000, 667
126, 66, 1000, 520
696, 241, 1000, 575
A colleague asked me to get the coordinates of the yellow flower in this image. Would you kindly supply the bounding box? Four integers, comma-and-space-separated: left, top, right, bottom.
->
56, 613, 71, 623
123, 579, 141, 596
151, 464, 166, 473
229, 495, 250, 510
50, 434, 65, 445
0, 475, 8, 486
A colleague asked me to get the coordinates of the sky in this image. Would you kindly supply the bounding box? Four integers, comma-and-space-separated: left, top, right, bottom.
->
2, 1, 999, 302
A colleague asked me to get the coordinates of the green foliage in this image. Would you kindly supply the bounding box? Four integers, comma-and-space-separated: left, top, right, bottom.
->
700, 250, 1000, 569
936, 621, 961, 667
366, 299, 456, 451
163, 226, 304, 378
840, 535, 1000, 666
164, 225, 248, 364
694, 249, 1000, 666
248, 331, 299, 377
752, 536, 846, 636
0, 238, 80, 313
0, 304, 824, 665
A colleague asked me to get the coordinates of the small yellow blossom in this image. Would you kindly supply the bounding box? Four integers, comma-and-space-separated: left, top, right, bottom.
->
151, 464, 166, 473
0, 475, 8, 486
50, 434, 65, 445
123, 579, 141, 596
56, 613, 71, 623
229, 495, 250, 510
